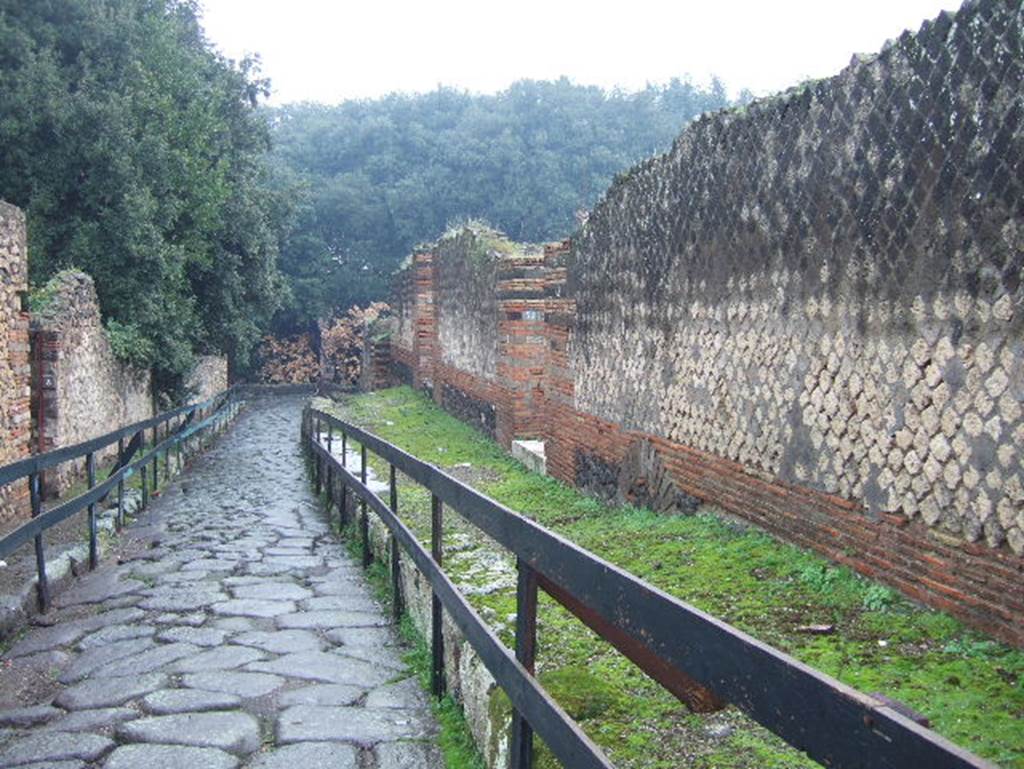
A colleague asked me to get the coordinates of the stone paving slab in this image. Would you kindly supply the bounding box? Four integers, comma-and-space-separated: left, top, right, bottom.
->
277, 704, 438, 745
248, 741, 360, 769
103, 744, 239, 769
0, 396, 440, 768
116, 711, 261, 755
0, 732, 114, 766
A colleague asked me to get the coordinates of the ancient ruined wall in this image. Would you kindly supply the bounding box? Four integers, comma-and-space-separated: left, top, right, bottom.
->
387, 2, 1024, 645
0, 203, 32, 524
185, 355, 229, 402
388, 227, 552, 445
432, 230, 503, 438
31, 272, 153, 493
390, 265, 415, 386
435, 227, 501, 381
392, 258, 416, 357
563, 0, 1024, 643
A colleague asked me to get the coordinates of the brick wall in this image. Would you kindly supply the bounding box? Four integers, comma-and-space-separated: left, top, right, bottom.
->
0, 202, 32, 525
392, 227, 550, 447
385, 1, 1024, 646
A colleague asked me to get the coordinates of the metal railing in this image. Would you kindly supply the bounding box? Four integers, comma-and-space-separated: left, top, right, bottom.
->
303, 405, 995, 769
0, 388, 240, 611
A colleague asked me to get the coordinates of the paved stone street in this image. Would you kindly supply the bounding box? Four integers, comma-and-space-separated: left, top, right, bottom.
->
0, 395, 441, 768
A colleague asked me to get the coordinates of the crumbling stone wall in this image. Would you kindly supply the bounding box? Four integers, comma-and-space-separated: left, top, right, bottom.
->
0, 202, 32, 524
389, 1, 1024, 645
392, 257, 416, 354
390, 250, 438, 393
390, 227, 551, 445
562, 0, 1024, 642
185, 355, 229, 402
571, 0, 1023, 547
435, 227, 502, 381
31, 272, 153, 493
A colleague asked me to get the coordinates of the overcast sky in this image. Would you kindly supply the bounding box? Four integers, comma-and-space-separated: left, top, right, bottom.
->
198, 0, 964, 105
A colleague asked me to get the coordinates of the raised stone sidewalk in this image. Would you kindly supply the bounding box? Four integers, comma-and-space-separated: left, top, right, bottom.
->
0, 395, 441, 768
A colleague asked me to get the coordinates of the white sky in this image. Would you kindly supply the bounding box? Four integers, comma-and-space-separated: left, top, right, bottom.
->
198, 0, 964, 105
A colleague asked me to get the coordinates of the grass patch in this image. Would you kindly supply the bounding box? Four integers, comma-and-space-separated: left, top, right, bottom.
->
317, 387, 1024, 769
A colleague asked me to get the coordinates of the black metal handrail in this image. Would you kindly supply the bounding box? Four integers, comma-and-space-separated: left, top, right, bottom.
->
303, 405, 995, 769
0, 387, 240, 611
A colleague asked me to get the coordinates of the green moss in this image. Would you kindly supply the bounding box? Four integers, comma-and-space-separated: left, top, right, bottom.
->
538, 667, 624, 721
319, 386, 1024, 769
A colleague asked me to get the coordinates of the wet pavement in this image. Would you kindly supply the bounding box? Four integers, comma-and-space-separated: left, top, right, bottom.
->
0, 395, 441, 768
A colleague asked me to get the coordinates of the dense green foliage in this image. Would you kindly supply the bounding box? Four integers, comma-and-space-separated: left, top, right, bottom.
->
0, 0, 739, 383
268, 78, 736, 328
0, 0, 285, 393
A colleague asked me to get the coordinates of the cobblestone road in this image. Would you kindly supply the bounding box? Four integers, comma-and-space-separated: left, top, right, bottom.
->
0, 395, 441, 768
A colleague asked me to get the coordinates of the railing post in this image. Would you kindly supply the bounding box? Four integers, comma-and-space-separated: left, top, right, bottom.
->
87, 451, 97, 570
176, 416, 184, 471
116, 436, 125, 530
510, 558, 539, 769
164, 420, 170, 478
326, 462, 334, 509
141, 430, 149, 510
341, 431, 347, 468
360, 444, 371, 567
389, 463, 402, 621
151, 426, 158, 491
326, 420, 335, 509
431, 493, 445, 698
314, 417, 322, 496
29, 473, 49, 613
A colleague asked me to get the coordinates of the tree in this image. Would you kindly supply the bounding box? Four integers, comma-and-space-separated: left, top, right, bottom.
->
0, 0, 286, 393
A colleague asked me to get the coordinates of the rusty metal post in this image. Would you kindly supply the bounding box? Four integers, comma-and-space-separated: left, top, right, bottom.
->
389, 464, 397, 511
314, 418, 322, 496
510, 558, 539, 769
389, 463, 402, 620
141, 433, 149, 510
87, 451, 97, 570
326, 424, 334, 508
431, 493, 445, 698
151, 426, 158, 491
30, 473, 49, 612
360, 444, 371, 567
175, 419, 183, 475
116, 437, 125, 530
